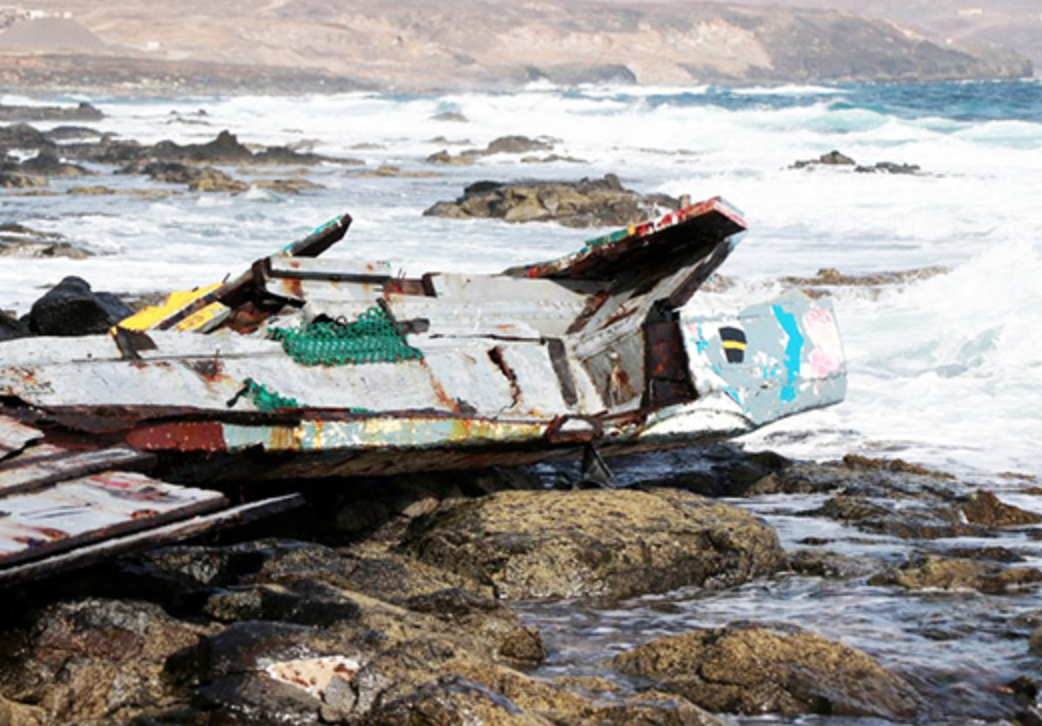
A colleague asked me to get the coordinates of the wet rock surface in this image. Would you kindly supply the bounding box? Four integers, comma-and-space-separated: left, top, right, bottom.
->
400, 487, 785, 600
0, 223, 91, 260
0, 125, 341, 194
0, 444, 1040, 725
867, 555, 1042, 594
792, 149, 922, 174
423, 174, 681, 227
612, 623, 922, 720
427, 135, 559, 165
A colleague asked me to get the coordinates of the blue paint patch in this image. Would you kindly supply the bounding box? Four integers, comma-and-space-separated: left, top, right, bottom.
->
772, 304, 805, 403
694, 326, 709, 354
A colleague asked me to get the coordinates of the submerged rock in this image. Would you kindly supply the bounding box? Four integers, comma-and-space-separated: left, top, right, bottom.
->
856, 161, 922, 174
0, 169, 46, 188
792, 149, 856, 168
792, 150, 922, 174
0, 223, 91, 259
782, 265, 951, 292
427, 134, 556, 165
868, 555, 1042, 594
19, 149, 93, 177
138, 160, 250, 193
613, 624, 922, 721
251, 177, 325, 194
400, 487, 785, 600
423, 174, 680, 228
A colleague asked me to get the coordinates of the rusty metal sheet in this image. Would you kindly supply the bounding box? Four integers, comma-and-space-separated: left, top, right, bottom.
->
128, 414, 551, 455
0, 199, 846, 489
0, 415, 42, 461
268, 256, 392, 281
0, 493, 303, 586
0, 444, 153, 496
502, 197, 745, 280
0, 470, 227, 568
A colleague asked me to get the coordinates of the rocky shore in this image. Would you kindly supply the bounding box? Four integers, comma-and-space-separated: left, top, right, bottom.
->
2, 97, 1042, 726
2, 449, 1041, 725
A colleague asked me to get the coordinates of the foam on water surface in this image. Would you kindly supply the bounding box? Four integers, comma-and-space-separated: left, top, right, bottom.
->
3, 80, 1041, 478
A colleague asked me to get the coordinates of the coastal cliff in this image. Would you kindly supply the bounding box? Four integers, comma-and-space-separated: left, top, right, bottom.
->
0, 0, 1032, 94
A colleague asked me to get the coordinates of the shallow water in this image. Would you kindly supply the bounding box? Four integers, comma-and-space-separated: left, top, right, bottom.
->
514, 481, 1042, 725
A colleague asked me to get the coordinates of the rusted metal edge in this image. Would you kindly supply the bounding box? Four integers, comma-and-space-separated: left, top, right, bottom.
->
502, 197, 745, 280
0, 493, 304, 587
150, 213, 353, 330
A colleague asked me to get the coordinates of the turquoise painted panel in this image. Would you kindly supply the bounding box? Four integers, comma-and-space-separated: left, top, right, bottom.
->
682, 290, 847, 427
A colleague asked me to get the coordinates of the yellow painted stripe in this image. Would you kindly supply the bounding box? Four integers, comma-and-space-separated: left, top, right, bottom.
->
118, 282, 223, 332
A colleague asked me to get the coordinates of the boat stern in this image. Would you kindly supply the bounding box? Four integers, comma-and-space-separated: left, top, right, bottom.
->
639, 290, 847, 442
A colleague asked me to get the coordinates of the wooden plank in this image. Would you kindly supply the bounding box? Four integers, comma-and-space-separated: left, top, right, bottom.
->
0, 470, 227, 568
0, 493, 303, 585
0, 445, 154, 496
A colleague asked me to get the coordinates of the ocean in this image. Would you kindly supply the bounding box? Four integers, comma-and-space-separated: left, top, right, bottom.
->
3, 79, 1042, 723
3, 79, 1040, 480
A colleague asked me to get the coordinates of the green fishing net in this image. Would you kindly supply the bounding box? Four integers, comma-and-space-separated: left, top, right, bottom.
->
241, 377, 302, 410
269, 304, 423, 366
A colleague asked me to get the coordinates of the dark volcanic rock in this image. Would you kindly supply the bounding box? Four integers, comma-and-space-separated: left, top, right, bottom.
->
19, 149, 93, 177
962, 490, 1042, 527
44, 125, 108, 142
622, 443, 797, 497
0, 598, 209, 725
0, 122, 55, 152
64, 130, 334, 170
151, 129, 253, 164
252, 176, 325, 194
64, 137, 148, 166
613, 624, 922, 721
423, 174, 680, 228
856, 161, 922, 174
0, 101, 102, 123
427, 134, 558, 165
792, 149, 856, 168
139, 160, 249, 193
0, 164, 46, 189
400, 488, 785, 600
794, 458, 1042, 541
0, 309, 29, 341
0, 223, 90, 259
793, 150, 922, 174
28, 276, 134, 335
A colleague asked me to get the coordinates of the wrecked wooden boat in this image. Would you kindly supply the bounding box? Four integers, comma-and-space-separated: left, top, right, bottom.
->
0, 197, 846, 583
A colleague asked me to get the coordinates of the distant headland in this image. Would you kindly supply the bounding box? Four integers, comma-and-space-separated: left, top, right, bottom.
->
0, 0, 1033, 96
